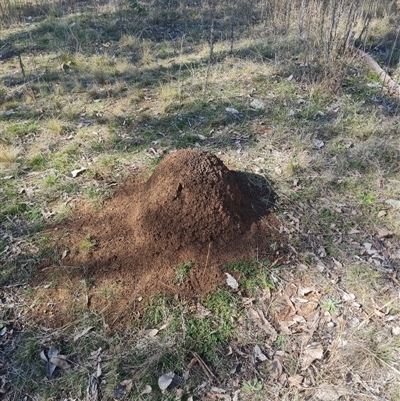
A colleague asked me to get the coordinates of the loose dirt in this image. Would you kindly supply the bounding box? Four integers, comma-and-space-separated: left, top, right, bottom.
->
33, 149, 280, 328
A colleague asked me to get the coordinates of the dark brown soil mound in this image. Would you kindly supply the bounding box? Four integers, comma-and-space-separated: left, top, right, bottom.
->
133, 150, 251, 252
33, 149, 279, 328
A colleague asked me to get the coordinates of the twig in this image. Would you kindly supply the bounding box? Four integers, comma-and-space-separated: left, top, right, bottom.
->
203, 0, 216, 94
352, 45, 400, 97
18, 53, 25, 78
356, 298, 399, 331
202, 242, 212, 278
191, 351, 216, 382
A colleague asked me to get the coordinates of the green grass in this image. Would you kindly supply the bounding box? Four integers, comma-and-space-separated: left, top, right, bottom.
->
172, 261, 194, 285
222, 260, 274, 294
1, 1, 400, 399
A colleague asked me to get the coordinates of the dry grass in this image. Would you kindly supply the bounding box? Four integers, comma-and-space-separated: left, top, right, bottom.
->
0, 144, 19, 165
0, 0, 399, 399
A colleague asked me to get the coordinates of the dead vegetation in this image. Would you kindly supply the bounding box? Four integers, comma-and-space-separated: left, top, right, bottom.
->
0, 0, 400, 400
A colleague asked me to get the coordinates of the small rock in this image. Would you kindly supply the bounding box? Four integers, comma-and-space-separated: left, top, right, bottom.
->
377, 228, 393, 239
250, 99, 265, 110
313, 139, 325, 149
377, 210, 387, 218
392, 326, 400, 336
386, 199, 400, 209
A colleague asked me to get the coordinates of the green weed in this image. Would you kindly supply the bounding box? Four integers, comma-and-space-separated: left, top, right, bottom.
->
320, 298, 342, 315
172, 261, 194, 285
242, 377, 263, 393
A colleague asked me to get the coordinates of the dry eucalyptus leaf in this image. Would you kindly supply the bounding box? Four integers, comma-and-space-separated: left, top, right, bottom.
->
50, 355, 72, 370
298, 286, 315, 296
46, 361, 57, 379
48, 346, 59, 359
114, 379, 133, 398
248, 308, 277, 340
271, 358, 283, 380
144, 328, 159, 337
96, 363, 102, 378
288, 374, 304, 388
140, 385, 152, 395
253, 345, 268, 362
364, 243, 379, 255
226, 107, 239, 115
314, 383, 349, 401
70, 168, 87, 178
211, 387, 227, 393
40, 350, 48, 362
87, 375, 100, 401
158, 372, 175, 391
301, 343, 324, 370
277, 320, 295, 334
195, 303, 211, 318
341, 292, 355, 302
225, 273, 239, 290
61, 249, 70, 260
73, 326, 94, 342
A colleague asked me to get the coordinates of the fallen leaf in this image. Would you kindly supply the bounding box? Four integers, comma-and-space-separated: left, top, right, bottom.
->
277, 320, 295, 334
225, 273, 239, 290
363, 243, 379, 255
96, 363, 102, 378
73, 326, 93, 342
248, 308, 277, 340
341, 292, 355, 302
61, 249, 70, 260
314, 383, 349, 401
298, 286, 315, 296
226, 107, 239, 115
50, 355, 72, 370
271, 358, 283, 380
70, 168, 87, 178
253, 345, 267, 362
194, 303, 211, 318
48, 346, 59, 359
87, 375, 100, 401
144, 328, 159, 337
39, 350, 48, 362
158, 372, 182, 391
114, 379, 133, 398
288, 374, 304, 388
211, 387, 226, 393
140, 385, 152, 395
301, 343, 324, 370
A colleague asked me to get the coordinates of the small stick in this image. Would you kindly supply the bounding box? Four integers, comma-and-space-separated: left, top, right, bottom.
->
202, 242, 212, 278
18, 53, 26, 78
191, 351, 216, 381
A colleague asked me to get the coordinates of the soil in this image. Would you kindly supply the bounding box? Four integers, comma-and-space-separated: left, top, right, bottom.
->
33, 149, 281, 328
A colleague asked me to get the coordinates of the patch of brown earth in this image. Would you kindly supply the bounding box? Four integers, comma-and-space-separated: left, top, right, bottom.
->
33, 149, 280, 328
